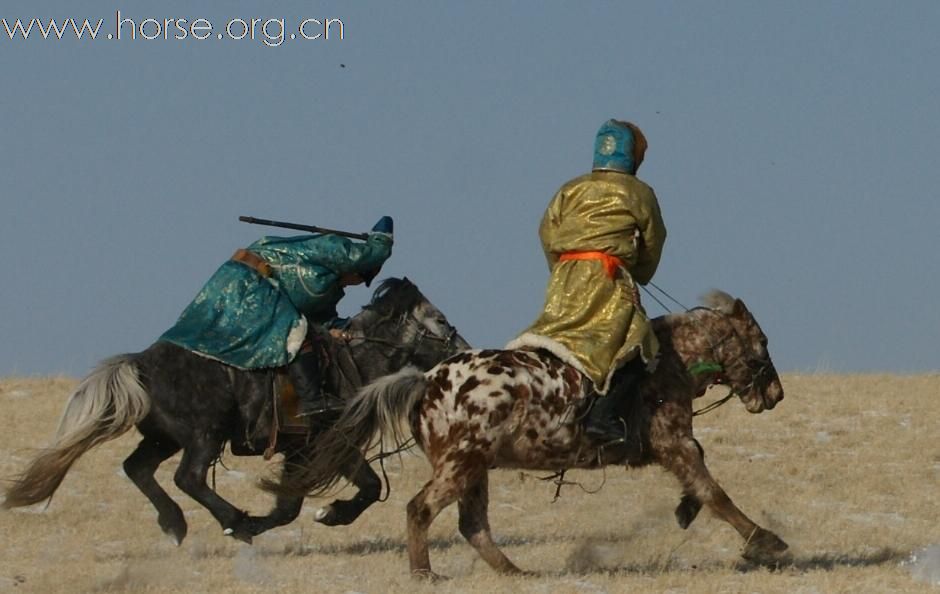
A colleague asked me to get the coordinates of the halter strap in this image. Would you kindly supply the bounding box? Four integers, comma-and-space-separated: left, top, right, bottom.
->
688, 361, 723, 376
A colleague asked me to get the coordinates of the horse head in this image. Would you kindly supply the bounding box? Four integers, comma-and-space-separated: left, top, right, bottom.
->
697, 290, 784, 413
351, 277, 470, 370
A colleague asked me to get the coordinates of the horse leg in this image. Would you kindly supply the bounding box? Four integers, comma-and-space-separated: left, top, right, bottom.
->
123, 437, 186, 544
674, 438, 704, 529
407, 463, 472, 580
173, 436, 252, 543
314, 452, 382, 527
242, 447, 308, 538
457, 472, 522, 575
659, 435, 788, 561
675, 493, 703, 530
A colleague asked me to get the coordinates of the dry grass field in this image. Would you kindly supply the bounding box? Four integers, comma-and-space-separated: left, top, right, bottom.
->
1, 374, 938, 593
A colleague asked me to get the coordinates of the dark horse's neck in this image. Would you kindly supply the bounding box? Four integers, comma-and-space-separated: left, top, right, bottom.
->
323, 278, 453, 395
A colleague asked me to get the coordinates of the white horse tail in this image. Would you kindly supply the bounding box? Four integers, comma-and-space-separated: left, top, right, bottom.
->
345, 366, 428, 450
3, 355, 150, 509
265, 366, 428, 498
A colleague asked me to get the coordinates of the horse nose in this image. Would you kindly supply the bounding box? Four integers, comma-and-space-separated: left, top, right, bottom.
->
453, 333, 472, 351
764, 379, 784, 409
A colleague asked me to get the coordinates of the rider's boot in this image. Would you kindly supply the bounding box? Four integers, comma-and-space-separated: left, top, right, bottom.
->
584, 358, 646, 462
288, 346, 340, 417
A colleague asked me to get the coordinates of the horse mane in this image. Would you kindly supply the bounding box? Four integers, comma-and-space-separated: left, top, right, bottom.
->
363, 277, 424, 320
700, 289, 736, 314
654, 289, 737, 329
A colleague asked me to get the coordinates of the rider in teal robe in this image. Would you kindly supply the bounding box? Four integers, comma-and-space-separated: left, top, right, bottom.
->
159, 217, 394, 414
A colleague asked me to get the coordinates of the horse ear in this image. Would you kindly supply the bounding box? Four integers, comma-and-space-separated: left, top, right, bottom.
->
732, 299, 750, 317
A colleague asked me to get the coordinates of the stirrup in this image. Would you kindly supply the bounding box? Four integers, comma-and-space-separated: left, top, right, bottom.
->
297, 395, 345, 417
584, 420, 627, 448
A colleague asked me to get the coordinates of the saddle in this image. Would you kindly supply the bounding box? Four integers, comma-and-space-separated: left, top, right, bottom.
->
261, 336, 363, 458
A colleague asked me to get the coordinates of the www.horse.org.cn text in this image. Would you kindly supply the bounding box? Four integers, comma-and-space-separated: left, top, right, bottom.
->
1, 11, 345, 47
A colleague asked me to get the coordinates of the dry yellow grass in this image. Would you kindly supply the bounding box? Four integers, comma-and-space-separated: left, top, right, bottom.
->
1, 374, 938, 593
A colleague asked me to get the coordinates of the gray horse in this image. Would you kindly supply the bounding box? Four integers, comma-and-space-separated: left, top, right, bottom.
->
4, 278, 469, 544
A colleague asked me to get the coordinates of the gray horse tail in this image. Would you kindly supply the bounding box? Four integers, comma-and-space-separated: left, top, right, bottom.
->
3, 355, 150, 509
266, 366, 428, 498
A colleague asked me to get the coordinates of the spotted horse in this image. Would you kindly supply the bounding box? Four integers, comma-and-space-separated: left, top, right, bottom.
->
276, 290, 788, 578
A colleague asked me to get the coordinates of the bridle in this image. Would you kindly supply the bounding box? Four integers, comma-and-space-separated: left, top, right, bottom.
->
395, 309, 462, 357
685, 307, 773, 416
643, 283, 776, 416
343, 304, 462, 362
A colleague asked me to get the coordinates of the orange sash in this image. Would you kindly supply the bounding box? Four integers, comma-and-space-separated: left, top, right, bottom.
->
558, 251, 624, 279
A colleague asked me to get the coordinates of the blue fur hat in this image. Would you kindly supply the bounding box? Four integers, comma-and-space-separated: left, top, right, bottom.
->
370, 215, 394, 236
363, 216, 393, 286
592, 119, 646, 174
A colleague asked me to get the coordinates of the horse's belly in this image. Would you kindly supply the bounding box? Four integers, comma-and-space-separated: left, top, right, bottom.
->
490, 409, 596, 469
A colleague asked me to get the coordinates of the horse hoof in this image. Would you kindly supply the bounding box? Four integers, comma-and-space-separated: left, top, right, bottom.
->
674, 495, 702, 530
411, 569, 448, 582
314, 506, 342, 527
223, 526, 253, 545
742, 528, 789, 564
160, 518, 187, 546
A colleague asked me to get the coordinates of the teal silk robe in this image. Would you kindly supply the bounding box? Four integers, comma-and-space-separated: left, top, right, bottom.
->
159, 232, 392, 369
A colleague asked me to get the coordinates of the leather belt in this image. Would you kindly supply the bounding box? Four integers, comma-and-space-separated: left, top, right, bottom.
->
231, 248, 274, 278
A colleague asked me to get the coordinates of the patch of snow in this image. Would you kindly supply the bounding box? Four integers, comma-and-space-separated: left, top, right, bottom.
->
0, 575, 27, 588
225, 470, 247, 480
233, 545, 276, 585
903, 544, 940, 586
747, 452, 776, 460
565, 579, 606, 593
6, 389, 30, 398
846, 512, 906, 525
815, 431, 831, 443
11, 504, 48, 514
898, 415, 912, 429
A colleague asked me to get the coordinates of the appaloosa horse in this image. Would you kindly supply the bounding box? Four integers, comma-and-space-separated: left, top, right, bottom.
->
3, 278, 469, 544
278, 290, 787, 577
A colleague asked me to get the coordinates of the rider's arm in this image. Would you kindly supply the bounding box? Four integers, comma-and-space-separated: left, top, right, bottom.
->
631, 187, 667, 285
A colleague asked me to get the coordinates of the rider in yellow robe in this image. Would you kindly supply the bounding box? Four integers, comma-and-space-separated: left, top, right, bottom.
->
508, 120, 667, 452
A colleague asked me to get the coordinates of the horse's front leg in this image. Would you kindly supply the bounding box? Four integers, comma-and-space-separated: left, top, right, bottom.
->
242, 446, 309, 538
173, 435, 253, 543
673, 437, 706, 529
653, 417, 788, 562
314, 450, 382, 527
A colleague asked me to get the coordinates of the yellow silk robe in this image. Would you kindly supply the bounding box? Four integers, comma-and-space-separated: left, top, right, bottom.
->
508, 170, 666, 394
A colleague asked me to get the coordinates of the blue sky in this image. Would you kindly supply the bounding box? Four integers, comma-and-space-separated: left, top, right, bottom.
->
1, 1, 938, 376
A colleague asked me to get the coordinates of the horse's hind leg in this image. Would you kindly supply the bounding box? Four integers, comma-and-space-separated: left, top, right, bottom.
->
407, 460, 479, 579
457, 472, 522, 575
123, 437, 186, 545
315, 451, 382, 527
659, 435, 788, 562
173, 435, 251, 543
